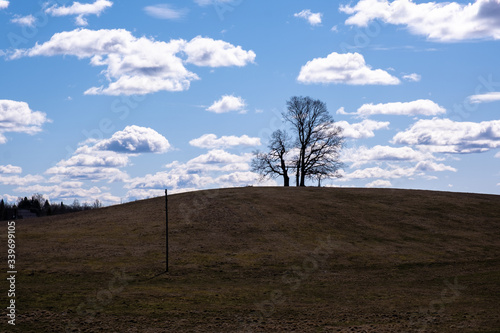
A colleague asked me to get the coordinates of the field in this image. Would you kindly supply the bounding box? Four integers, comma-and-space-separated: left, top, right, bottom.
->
2, 187, 500, 332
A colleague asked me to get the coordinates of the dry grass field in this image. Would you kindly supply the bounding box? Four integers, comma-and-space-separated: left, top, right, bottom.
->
1, 187, 500, 332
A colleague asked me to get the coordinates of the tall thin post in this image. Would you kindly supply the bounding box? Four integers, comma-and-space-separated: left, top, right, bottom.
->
165, 189, 168, 272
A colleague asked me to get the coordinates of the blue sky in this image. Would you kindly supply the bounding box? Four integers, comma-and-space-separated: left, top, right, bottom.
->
1, 0, 500, 205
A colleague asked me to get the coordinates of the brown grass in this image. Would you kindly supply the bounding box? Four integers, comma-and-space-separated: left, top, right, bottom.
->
2, 187, 500, 332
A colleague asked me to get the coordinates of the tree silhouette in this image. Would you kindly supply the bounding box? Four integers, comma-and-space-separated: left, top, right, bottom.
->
253, 96, 344, 187
252, 130, 292, 186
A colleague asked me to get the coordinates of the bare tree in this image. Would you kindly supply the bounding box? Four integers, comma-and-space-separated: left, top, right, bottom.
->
251, 129, 292, 186
284, 96, 344, 186
93, 199, 102, 209
252, 96, 344, 187
72, 198, 81, 210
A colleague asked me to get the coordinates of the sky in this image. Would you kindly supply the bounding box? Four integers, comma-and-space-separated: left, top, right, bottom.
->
1, 0, 500, 205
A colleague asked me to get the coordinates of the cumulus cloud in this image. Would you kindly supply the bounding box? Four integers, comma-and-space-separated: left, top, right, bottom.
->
46, 125, 169, 183
342, 165, 415, 180
0, 100, 50, 144
0, 174, 45, 186
16, 182, 121, 204
183, 36, 256, 67
347, 99, 446, 117
294, 9, 322, 26
392, 118, 500, 153
10, 29, 255, 95
341, 160, 456, 181
414, 161, 457, 172
336, 119, 390, 139
184, 149, 253, 172
0, 0, 8, 9
125, 149, 273, 196
189, 133, 260, 149
206, 95, 247, 113
56, 146, 130, 168
340, 0, 500, 42
144, 4, 188, 20
95, 125, 171, 153
342, 145, 436, 167
45, 0, 113, 26
468, 92, 500, 103
297, 52, 400, 85
365, 179, 392, 187
11, 15, 36, 27
402, 73, 421, 82
46, 164, 129, 183
125, 189, 167, 200
215, 171, 264, 187
0, 165, 22, 174
125, 170, 212, 193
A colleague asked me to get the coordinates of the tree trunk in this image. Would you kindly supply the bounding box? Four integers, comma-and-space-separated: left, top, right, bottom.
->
284, 174, 290, 187
299, 165, 306, 186
299, 146, 306, 186
295, 160, 300, 187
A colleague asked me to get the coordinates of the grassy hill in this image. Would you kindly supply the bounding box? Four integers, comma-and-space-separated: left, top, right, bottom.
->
2, 187, 500, 332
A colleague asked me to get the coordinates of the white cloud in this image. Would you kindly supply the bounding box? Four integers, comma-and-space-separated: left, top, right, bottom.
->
336, 107, 348, 115
46, 165, 129, 183
11, 29, 255, 95
95, 125, 171, 153
11, 15, 36, 27
495, 151, 500, 158
340, 0, 500, 42
125, 170, 212, 192
297, 52, 400, 85
351, 99, 446, 117
125, 149, 270, 195
468, 92, 500, 104
342, 165, 414, 180
0, 174, 45, 186
46, 125, 169, 183
0, 194, 18, 204
183, 36, 256, 67
0, 165, 22, 174
56, 146, 129, 168
16, 182, 121, 204
125, 189, 166, 200
342, 145, 436, 167
392, 118, 500, 153
414, 161, 457, 172
215, 171, 265, 187
144, 4, 188, 20
185, 149, 253, 172
207, 95, 246, 113
365, 179, 392, 187
336, 119, 390, 139
189, 133, 260, 149
0, 1, 8, 9
294, 9, 322, 26
0, 100, 50, 144
402, 73, 421, 82
11, 29, 192, 95
45, 0, 113, 26
341, 160, 456, 181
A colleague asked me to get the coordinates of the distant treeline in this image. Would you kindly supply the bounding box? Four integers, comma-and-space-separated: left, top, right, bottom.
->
0, 194, 102, 221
